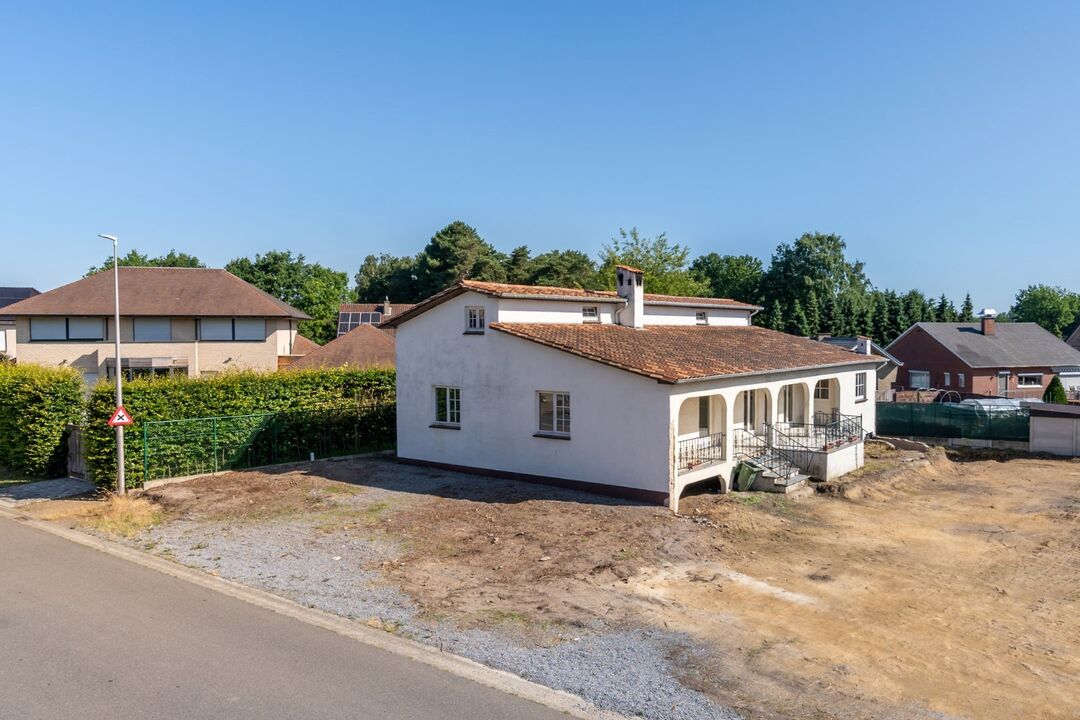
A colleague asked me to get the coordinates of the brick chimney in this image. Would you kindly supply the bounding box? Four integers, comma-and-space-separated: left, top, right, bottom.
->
616, 265, 645, 329
980, 308, 997, 336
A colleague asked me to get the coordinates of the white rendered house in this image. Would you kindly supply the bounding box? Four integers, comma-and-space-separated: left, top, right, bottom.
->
385, 266, 881, 512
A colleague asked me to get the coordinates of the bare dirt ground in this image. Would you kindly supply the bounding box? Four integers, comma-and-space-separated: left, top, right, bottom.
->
28, 449, 1080, 720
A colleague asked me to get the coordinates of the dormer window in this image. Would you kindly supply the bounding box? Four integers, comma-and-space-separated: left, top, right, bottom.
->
465, 306, 485, 333
696, 311, 708, 325
582, 306, 599, 323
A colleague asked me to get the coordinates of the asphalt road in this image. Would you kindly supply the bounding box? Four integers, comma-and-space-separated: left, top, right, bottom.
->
0, 517, 568, 720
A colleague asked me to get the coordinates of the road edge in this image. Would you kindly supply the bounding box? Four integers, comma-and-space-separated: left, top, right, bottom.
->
0, 505, 626, 720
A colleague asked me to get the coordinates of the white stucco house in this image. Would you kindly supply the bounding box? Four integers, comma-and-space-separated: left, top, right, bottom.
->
385, 266, 881, 512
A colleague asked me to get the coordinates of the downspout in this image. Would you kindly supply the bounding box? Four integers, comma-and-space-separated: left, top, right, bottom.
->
613, 297, 629, 326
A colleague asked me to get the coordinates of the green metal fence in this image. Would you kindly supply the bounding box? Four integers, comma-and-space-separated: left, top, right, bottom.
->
876, 402, 1029, 442
141, 400, 395, 482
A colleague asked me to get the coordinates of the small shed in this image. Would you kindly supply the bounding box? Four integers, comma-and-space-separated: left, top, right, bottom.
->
1029, 403, 1080, 457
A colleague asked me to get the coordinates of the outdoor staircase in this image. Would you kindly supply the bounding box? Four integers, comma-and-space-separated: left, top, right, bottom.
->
732, 429, 809, 492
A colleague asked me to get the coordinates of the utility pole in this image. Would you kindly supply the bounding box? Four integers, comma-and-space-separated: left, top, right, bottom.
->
99, 234, 126, 496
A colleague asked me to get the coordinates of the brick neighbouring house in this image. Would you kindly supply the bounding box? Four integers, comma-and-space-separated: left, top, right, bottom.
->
885, 311, 1080, 400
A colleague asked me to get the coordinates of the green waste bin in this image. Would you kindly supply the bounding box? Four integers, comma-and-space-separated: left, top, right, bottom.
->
736, 461, 762, 491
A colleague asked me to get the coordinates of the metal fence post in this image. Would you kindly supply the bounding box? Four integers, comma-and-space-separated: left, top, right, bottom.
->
142, 423, 149, 484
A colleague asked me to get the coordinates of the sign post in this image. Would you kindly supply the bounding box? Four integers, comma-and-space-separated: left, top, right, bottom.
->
99, 233, 126, 496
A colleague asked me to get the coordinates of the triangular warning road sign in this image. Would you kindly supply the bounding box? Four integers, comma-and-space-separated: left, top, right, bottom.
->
108, 406, 134, 427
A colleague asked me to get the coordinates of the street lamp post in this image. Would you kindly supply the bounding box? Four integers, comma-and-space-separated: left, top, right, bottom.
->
99, 234, 125, 496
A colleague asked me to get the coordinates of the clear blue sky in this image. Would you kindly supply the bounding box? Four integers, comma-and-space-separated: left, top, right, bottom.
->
2, 1, 1077, 311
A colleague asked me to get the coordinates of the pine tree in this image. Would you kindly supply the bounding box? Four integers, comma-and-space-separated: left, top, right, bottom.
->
804, 289, 822, 337
505, 245, 533, 284
819, 292, 837, 335
1044, 376, 1068, 404
960, 294, 975, 322
787, 299, 812, 337
936, 294, 958, 322
766, 300, 785, 331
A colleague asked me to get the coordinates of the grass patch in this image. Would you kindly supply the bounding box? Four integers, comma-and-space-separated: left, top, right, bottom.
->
323, 483, 364, 496
845, 459, 896, 480
480, 608, 529, 625
34, 496, 165, 538
731, 493, 765, 506
363, 501, 390, 520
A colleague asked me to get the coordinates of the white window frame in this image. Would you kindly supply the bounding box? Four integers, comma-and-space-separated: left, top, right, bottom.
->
779, 384, 794, 420
1017, 373, 1043, 387
696, 311, 708, 326
943, 372, 951, 388
909, 370, 931, 390
814, 380, 830, 400
958, 373, 966, 388
582, 306, 599, 323
855, 372, 867, 401
133, 317, 172, 342
465, 306, 485, 333
537, 391, 571, 436
433, 386, 460, 426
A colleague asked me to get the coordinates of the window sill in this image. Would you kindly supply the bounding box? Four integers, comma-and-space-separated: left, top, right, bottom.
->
429, 422, 461, 430
463, 330, 485, 335
855, 397, 868, 404
533, 432, 571, 440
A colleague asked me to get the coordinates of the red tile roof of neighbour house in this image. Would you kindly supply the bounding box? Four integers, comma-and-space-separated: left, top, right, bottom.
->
285, 325, 396, 371
2, 267, 310, 319
290, 334, 321, 356
381, 280, 761, 327
490, 323, 882, 383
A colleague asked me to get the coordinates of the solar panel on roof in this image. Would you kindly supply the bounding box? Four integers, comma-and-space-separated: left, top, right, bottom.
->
336, 310, 386, 336
0, 287, 39, 309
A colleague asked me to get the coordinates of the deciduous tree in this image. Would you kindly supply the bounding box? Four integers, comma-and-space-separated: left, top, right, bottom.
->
86, 249, 204, 276
597, 228, 708, 296
1011, 285, 1080, 338
689, 253, 763, 303
226, 250, 348, 345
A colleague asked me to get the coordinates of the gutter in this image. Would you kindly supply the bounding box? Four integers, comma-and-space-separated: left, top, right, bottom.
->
644, 300, 763, 312
670, 358, 885, 385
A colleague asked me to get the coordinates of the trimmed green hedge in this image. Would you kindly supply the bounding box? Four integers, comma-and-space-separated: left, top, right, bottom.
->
0, 364, 85, 477
85, 369, 395, 487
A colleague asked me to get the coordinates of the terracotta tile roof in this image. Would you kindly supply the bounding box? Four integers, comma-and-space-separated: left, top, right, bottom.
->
382, 280, 760, 328
1, 267, 310, 319
290, 334, 321, 355
490, 323, 881, 383
285, 324, 396, 371
460, 280, 759, 309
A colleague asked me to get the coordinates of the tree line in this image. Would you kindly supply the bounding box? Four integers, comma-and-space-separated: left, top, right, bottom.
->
86, 222, 1080, 347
